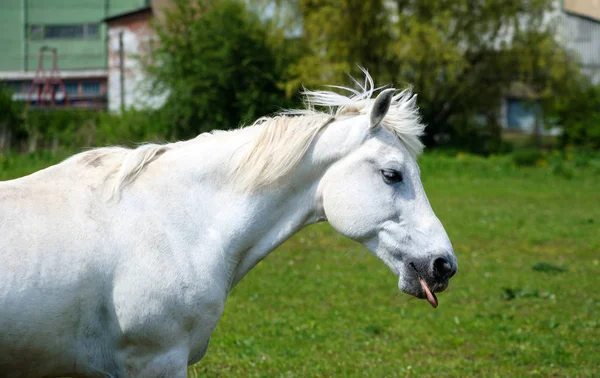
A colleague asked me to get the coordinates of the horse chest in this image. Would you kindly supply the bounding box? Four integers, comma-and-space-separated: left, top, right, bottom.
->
113, 263, 227, 354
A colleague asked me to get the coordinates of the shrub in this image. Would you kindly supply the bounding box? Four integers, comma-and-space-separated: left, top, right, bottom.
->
512, 148, 544, 167
0, 86, 25, 153
22, 109, 101, 153
147, 0, 296, 140
551, 160, 574, 179
95, 108, 169, 147
550, 83, 600, 149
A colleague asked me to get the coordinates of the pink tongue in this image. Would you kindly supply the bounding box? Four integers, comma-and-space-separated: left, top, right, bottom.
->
419, 277, 438, 308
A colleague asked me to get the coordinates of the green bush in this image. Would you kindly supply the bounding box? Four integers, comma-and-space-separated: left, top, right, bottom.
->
24, 109, 101, 152
2, 106, 171, 154
0, 86, 25, 153
147, 0, 296, 140
550, 83, 600, 149
512, 148, 544, 167
95, 108, 169, 147
551, 160, 575, 179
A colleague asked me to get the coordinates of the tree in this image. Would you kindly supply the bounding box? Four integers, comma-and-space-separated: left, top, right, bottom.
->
550, 81, 600, 149
263, 0, 583, 152
147, 0, 296, 139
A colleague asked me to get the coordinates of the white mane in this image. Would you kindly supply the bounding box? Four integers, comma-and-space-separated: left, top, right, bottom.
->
303, 73, 425, 156
234, 71, 425, 189
77, 71, 425, 197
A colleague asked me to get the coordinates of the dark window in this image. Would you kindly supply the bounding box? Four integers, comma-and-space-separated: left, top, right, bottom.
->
45, 24, 84, 39
82, 82, 101, 94
29, 25, 44, 40
29, 23, 100, 40
86, 24, 100, 39
2, 81, 25, 93
64, 82, 79, 95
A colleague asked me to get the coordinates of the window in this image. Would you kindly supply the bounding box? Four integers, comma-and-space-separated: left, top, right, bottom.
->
82, 82, 101, 95
29, 25, 44, 40
28, 24, 101, 40
1, 81, 25, 94
506, 99, 541, 133
45, 25, 84, 39
87, 24, 100, 39
64, 82, 79, 95
576, 20, 591, 42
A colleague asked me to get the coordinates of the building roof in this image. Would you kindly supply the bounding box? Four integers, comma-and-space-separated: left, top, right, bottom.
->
104, 6, 152, 23
564, 0, 600, 23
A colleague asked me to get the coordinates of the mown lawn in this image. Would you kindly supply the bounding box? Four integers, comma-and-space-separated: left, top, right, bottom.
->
2, 152, 599, 377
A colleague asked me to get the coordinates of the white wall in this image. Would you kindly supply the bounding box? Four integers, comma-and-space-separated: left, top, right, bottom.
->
107, 22, 167, 112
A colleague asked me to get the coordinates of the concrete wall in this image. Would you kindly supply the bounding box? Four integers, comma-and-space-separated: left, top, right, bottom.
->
107, 11, 166, 112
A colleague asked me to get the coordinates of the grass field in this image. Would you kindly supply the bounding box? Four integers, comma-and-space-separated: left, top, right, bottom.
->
2, 151, 599, 377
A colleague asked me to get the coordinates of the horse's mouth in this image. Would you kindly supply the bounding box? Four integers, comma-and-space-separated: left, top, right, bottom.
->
409, 262, 438, 308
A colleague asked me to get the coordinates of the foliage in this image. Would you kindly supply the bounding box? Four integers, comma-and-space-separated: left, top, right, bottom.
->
146, 0, 297, 140
550, 160, 574, 179
0, 86, 25, 153
1, 0, 594, 159
0, 105, 170, 155
512, 148, 544, 167
531, 262, 568, 273
94, 108, 169, 147
23, 109, 101, 152
550, 82, 600, 149
257, 0, 583, 154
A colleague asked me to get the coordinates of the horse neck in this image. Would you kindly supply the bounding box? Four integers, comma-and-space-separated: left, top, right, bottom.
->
224, 115, 370, 288
228, 182, 322, 287
166, 116, 368, 290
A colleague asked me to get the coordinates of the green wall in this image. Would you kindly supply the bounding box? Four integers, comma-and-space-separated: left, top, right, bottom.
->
0, 0, 146, 72
0, 0, 26, 71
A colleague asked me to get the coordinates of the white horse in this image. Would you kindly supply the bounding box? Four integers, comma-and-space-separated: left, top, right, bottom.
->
0, 73, 457, 378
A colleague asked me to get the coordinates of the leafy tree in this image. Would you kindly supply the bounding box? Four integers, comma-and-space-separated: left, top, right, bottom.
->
147, 0, 296, 139
261, 0, 583, 153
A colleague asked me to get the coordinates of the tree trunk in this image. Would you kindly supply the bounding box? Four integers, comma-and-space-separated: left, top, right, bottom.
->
0, 122, 9, 153
533, 112, 542, 148
28, 132, 38, 154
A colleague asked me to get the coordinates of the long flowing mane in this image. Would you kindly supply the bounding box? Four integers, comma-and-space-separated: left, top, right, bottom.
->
234, 72, 425, 189
75, 71, 425, 197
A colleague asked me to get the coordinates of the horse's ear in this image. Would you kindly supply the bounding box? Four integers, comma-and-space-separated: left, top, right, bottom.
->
370, 88, 395, 129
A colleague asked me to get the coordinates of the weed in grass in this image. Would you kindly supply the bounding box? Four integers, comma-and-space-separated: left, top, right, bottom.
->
551, 160, 575, 179
531, 262, 568, 273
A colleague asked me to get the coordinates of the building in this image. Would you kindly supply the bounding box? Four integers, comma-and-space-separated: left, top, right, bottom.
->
502, 0, 600, 133
0, 0, 148, 109
104, 0, 170, 112
560, 0, 600, 84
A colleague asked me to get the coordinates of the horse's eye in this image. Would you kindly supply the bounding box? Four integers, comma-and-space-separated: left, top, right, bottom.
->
381, 169, 403, 184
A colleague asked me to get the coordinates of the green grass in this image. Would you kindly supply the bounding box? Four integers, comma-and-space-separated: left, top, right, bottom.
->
191, 154, 600, 377
2, 152, 599, 377
0, 151, 71, 181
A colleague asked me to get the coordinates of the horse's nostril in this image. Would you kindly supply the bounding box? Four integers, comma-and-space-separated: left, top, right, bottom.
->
433, 257, 454, 279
